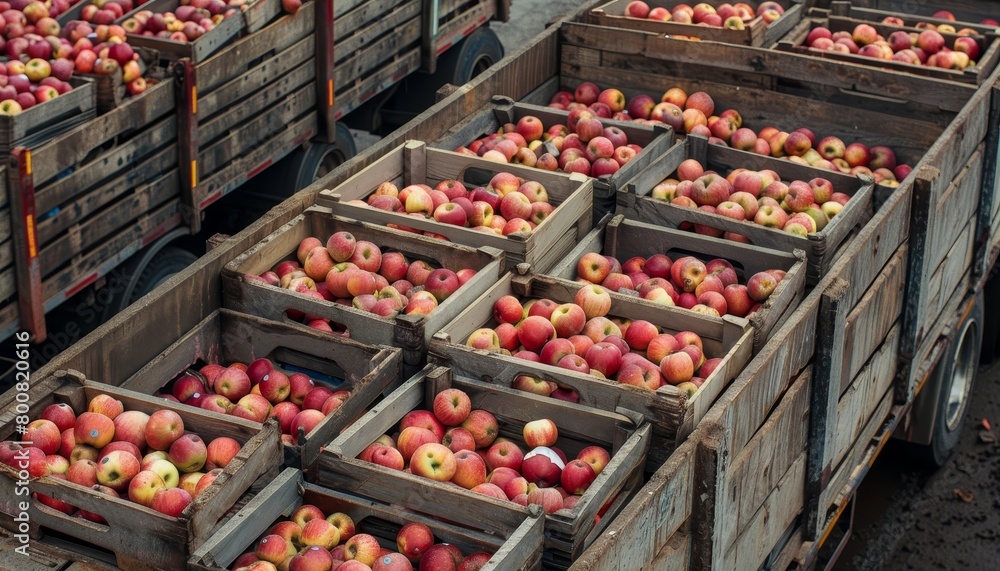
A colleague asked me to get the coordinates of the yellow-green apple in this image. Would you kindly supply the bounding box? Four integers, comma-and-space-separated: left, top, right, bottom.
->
232, 394, 271, 423
577, 445, 612, 476
145, 457, 180, 489
128, 470, 166, 507
255, 534, 296, 565
747, 271, 779, 301
95, 449, 140, 491
215, 367, 252, 401
45, 454, 69, 474
511, 375, 556, 396
460, 409, 499, 449
75, 412, 116, 449
582, 316, 621, 343
88, 394, 124, 420
574, 285, 612, 319
821, 201, 843, 220
168, 433, 207, 473
41, 403, 77, 432
178, 472, 205, 495
523, 419, 558, 448
432, 388, 472, 426
326, 512, 356, 542
25, 419, 61, 454
549, 303, 587, 338
300, 518, 341, 550
24, 58, 51, 82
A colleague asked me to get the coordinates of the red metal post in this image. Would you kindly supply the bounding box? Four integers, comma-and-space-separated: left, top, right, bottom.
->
8, 147, 46, 342
315, 0, 337, 143
176, 58, 201, 234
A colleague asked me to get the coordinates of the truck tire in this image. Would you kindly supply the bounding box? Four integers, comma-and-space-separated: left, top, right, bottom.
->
101, 244, 198, 322
436, 26, 505, 86
289, 123, 357, 190
919, 292, 984, 466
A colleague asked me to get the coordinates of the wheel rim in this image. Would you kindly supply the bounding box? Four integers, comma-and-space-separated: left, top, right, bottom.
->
469, 54, 495, 82
314, 148, 347, 182
944, 318, 978, 431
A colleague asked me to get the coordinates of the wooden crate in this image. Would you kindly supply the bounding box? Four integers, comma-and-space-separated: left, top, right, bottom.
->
558, 19, 978, 112
587, 0, 803, 47
316, 140, 595, 272
845, 0, 1000, 27
617, 134, 877, 284
119, 309, 403, 468
824, 1, 1000, 37
775, 14, 1000, 86
182, 0, 321, 221
222, 206, 505, 372
0, 77, 95, 153
188, 467, 544, 570
120, 0, 283, 64
315, 365, 650, 560
332, 0, 423, 119
897, 68, 997, 401
545, 214, 807, 353
430, 271, 754, 467
977, 75, 1000, 278
0, 373, 283, 570
430, 95, 674, 216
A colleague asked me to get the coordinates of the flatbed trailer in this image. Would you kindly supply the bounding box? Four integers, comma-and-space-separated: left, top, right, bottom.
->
0, 0, 509, 348
2, 0, 999, 569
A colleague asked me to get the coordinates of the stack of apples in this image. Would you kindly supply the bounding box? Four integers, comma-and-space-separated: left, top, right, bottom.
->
358, 387, 613, 516
574, 250, 786, 317
802, 23, 983, 70
234, 505, 495, 571
647, 158, 854, 237
344, 174, 557, 237
0, 394, 244, 518
0, 58, 75, 114
880, 10, 998, 28
452, 111, 646, 179
247, 230, 477, 334
622, 1, 785, 31
121, 0, 241, 43
159, 357, 349, 447
544, 82, 909, 184
465, 283, 734, 394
